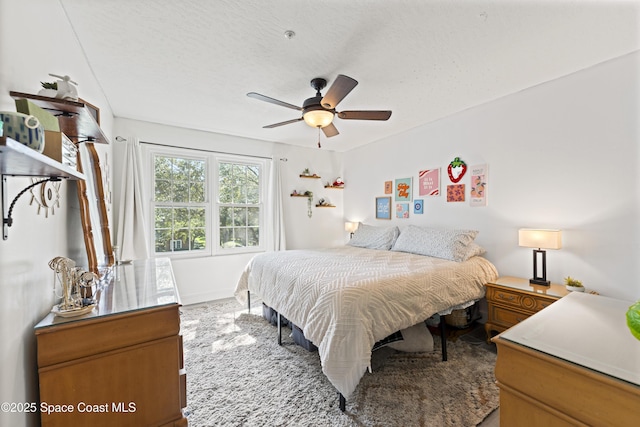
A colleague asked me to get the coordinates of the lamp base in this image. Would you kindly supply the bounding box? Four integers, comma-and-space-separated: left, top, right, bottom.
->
529, 278, 550, 286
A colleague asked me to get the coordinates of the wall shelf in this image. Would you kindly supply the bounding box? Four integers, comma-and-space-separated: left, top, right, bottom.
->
324, 185, 344, 189
299, 174, 321, 179
9, 91, 108, 144
1, 136, 85, 240
0, 136, 84, 179
315, 204, 336, 208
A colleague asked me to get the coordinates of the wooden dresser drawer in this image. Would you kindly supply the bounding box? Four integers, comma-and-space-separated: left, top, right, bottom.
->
490, 305, 531, 329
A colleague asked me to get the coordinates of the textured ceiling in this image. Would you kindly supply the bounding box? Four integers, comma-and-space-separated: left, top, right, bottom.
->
59, 0, 639, 152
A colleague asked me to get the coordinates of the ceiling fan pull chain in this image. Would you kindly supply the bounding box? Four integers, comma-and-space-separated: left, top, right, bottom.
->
317, 127, 322, 148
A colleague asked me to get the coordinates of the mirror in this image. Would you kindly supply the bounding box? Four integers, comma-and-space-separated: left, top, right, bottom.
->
75, 142, 113, 274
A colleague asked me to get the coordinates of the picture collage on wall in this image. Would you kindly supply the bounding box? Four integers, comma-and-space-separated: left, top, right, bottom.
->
377, 157, 488, 219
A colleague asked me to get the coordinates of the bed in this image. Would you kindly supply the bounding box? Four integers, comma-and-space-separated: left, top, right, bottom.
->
234, 224, 499, 408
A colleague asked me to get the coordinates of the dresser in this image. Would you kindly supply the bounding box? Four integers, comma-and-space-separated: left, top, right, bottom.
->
493, 292, 640, 426
484, 276, 569, 342
34, 258, 187, 427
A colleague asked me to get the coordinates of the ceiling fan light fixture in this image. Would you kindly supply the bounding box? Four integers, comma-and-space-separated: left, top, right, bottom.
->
303, 106, 334, 128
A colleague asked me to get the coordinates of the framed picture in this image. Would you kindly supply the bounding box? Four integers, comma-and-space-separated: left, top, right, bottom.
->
394, 177, 412, 202
396, 203, 410, 218
418, 168, 440, 196
384, 181, 393, 194
414, 199, 424, 214
375, 196, 392, 220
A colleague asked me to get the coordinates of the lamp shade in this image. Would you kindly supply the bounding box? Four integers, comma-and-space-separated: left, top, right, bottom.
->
345, 222, 359, 233
518, 229, 562, 250
303, 107, 334, 128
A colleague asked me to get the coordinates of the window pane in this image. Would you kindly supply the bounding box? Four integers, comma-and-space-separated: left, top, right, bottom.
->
247, 207, 259, 226
219, 206, 232, 227
174, 208, 189, 229
234, 228, 247, 247
190, 160, 205, 181
190, 182, 205, 203
233, 207, 247, 226
155, 157, 172, 180
220, 228, 233, 247
247, 227, 259, 246
155, 229, 172, 253
173, 181, 189, 203
190, 208, 205, 228
155, 207, 172, 229
192, 228, 206, 250
155, 179, 172, 202
172, 229, 188, 251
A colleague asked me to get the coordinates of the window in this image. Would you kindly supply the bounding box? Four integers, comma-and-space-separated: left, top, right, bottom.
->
153, 155, 207, 253
149, 147, 266, 257
218, 161, 261, 249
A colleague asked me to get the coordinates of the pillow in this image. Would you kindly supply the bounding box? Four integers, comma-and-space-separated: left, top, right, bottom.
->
390, 225, 478, 261
461, 242, 486, 261
347, 223, 399, 250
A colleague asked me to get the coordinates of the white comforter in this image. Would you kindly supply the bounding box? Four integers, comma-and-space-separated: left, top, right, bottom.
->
234, 246, 498, 398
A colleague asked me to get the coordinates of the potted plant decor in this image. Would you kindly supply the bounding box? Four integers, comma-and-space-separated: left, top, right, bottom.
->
627, 301, 640, 341
564, 276, 585, 292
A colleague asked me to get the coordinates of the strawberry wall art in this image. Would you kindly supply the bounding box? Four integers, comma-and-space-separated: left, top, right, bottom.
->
447, 157, 467, 183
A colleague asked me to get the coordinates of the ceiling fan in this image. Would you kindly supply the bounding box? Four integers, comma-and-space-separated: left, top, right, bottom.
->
247, 75, 392, 145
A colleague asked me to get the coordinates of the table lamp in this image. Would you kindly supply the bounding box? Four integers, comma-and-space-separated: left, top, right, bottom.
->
518, 229, 562, 286
345, 222, 358, 239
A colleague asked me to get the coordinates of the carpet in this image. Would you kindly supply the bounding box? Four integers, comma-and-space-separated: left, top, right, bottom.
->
181, 298, 499, 427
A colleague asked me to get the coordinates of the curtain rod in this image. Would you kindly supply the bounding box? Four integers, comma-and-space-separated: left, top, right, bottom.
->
133, 139, 274, 160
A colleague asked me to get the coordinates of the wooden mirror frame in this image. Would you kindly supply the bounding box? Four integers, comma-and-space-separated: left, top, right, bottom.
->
76, 142, 114, 274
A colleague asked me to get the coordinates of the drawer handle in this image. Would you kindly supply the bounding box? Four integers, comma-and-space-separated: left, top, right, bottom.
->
497, 293, 515, 301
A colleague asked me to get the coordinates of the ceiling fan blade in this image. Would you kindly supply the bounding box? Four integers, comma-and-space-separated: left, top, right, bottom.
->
321, 75, 358, 109
322, 122, 339, 138
338, 110, 392, 121
247, 92, 302, 111
263, 117, 304, 128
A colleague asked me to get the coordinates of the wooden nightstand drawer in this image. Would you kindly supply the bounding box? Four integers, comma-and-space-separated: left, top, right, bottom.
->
490, 305, 530, 328
487, 287, 555, 312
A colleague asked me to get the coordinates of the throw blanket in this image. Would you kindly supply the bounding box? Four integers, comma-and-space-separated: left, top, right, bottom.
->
235, 246, 498, 398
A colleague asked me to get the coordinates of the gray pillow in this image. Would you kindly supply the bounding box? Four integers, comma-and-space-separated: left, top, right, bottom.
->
347, 223, 399, 250
391, 225, 478, 261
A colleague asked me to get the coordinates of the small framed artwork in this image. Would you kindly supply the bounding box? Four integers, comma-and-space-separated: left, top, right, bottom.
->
396, 203, 410, 218
418, 168, 440, 196
375, 196, 392, 220
414, 199, 424, 214
395, 177, 412, 202
384, 181, 393, 194
470, 164, 488, 207
447, 184, 465, 202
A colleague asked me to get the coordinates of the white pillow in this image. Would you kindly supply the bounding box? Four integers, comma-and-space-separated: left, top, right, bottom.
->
462, 242, 486, 261
347, 223, 399, 250
391, 225, 478, 261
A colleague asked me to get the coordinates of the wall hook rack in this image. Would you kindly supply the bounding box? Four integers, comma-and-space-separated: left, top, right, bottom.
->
2, 176, 61, 240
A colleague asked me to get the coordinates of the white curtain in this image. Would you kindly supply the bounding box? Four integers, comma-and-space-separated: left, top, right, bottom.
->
267, 158, 286, 251
115, 137, 150, 261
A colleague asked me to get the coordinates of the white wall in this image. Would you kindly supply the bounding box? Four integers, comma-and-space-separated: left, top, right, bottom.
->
113, 118, 345, 304
344, 52, 640, 301
0, 1, 114, 426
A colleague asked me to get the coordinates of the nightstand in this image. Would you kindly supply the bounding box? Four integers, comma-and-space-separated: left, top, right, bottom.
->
484, 276, 570, 343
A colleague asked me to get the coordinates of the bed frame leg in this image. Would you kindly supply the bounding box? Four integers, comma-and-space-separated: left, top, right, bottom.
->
440, 317, 447, 361
247, 291, 251, 313
338, 393, 346, 412
277, 312, 282, 346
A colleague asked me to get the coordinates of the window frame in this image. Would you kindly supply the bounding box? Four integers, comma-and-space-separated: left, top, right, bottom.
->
144, 144, 267, 259
213, 155, 266, 255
